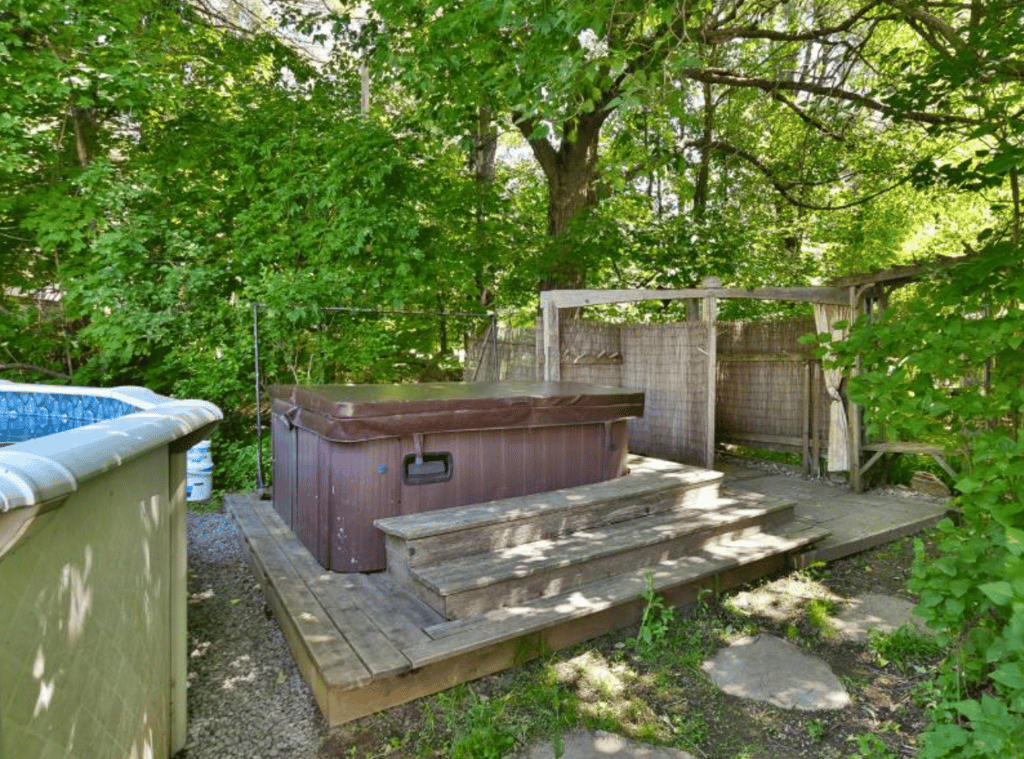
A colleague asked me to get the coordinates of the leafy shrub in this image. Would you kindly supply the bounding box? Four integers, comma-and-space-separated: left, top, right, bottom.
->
826, 241, 1024, 758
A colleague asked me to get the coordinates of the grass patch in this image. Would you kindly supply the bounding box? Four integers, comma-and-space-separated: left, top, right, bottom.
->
414, 661, 578, 758
867, 625, 943, 672
187, 491, 224, 513
720, 443, 802, 467
806, 598, 840, 639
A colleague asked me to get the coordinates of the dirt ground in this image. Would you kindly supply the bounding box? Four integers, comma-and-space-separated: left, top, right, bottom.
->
316, 516, 944, 759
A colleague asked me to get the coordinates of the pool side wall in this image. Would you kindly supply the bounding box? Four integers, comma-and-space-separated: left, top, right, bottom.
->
0, 384, 220, 759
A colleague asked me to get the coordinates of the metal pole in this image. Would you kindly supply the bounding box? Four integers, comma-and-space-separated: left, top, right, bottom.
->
253, 303, 266, 492
490, 313, 499, 381
322, 306, 490, 319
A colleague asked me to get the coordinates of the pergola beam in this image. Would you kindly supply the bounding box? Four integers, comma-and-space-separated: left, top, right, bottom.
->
540, 286, 851, 311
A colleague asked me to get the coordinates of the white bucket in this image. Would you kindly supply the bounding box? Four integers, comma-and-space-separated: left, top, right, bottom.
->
187, 440, 213, 468
186, 440, 214, 502
186, 465, 214, 502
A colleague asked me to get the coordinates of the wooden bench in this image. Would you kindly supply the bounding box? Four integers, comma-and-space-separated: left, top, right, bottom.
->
858, 442, 957, 491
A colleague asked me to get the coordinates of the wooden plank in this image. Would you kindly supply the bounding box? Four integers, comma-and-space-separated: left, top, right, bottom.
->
415, 492, 796, 596
717, 353, 811, 363
802, 360, 812, 475
541, 286, 851, 309
862, 442, 946, 454
811, 361, 821, 475
226, 496, 371, 692
397, 475, 722, 569
704, 303, 717, 469
375, 464, 720, 541
541, 295, 561, 382
719, 432, 806, 449
349, 572, 444, 650
245, 497, 413, 679
408, 524, 828, 668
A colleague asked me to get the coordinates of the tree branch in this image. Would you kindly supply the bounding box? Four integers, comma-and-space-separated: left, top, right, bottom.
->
512, 113, 558, 184
701, 0, 889, 45
681, 67, 982, 125
701, 139, 909, 211
0, 363, 72, 381
768, 91, 847, 141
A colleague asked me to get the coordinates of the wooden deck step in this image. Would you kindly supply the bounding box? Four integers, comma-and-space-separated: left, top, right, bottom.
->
404, 489, 797, 618
376, 464, 722, 585
406, 518, 830, 668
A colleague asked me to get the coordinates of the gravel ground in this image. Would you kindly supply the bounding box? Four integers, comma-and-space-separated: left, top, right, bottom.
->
183, 511, 325, 759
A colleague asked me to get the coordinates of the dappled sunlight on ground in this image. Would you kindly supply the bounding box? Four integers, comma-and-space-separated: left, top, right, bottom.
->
552, 650, 671, 743
725, 573, 844, 623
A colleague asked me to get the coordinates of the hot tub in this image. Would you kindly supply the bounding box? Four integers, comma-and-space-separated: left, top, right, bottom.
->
0, 381, 221, 759
270, 381, 644, 572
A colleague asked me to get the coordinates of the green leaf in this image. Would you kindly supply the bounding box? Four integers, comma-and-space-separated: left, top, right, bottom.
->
956, 476, 983, 494
990, 662, 1024, 691
980, 581, 1015, 606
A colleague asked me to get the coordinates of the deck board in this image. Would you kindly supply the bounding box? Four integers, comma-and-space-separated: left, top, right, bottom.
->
720, 472, 950, 562
248, 498, 413, 678
230, 502, 371, 688
224, 461, 951, 727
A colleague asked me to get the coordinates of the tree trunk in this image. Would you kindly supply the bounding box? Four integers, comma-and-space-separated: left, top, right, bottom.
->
472, 107, 498, 307
471, 106, 497, 184
693, 80, 715, 221
519, 110, 605, 291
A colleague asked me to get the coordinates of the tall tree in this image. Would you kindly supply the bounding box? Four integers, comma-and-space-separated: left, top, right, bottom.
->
338, 0, 989, 291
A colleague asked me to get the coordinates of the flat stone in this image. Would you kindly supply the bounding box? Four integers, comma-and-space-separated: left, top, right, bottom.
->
517, 730, 696, 759
832, 593, 932, 643
702, 634, 850, 711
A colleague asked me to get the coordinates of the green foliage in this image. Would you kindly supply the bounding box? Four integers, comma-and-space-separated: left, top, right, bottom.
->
848, 732, 898, 759
627, 572, 676, 652
805, 599, 839, 640
425, 669, 578, 759
826, 243, 1024, 758
867, 626, 942, 673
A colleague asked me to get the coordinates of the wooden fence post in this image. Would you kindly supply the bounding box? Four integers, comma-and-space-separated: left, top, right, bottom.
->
542, 296, 561, 382
703, 294, 718, 469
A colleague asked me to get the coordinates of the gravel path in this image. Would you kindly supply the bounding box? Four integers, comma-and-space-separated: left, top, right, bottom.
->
184, 511, 325, 759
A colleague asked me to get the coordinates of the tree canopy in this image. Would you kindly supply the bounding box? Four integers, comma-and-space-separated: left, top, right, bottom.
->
2, 0, 1024, 752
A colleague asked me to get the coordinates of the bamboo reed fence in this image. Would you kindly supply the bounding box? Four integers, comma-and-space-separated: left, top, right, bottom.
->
466, 316, 831, 471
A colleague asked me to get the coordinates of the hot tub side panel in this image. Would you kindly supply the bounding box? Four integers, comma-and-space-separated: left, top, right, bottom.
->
395, 421, 630, 515
311, 420, 629, 572
292, 427, 326, 567
324, 436, 403, 572
271, 409, 297, 529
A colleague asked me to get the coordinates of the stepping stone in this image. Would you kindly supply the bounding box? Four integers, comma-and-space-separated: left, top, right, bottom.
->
517, 730, 696, 759
832, 593, 932, 643
702, 634, 850, 710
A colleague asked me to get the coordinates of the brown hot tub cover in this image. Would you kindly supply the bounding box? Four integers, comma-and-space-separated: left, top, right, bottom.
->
269, 381, 645, 442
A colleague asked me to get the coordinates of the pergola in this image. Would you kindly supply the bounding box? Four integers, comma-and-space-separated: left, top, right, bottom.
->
538, 267, 956, 490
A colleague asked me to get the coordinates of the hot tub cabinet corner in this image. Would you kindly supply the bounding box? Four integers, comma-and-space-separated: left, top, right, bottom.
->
269, 382, 645, 572
0, 383, 221, 759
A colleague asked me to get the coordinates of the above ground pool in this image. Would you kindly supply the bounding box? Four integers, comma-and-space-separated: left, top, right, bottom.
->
0, 380, 222, 759
0, 386, 140, 445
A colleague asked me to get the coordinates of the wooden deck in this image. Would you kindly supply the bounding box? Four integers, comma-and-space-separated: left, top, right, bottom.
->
225, 459, 950, 726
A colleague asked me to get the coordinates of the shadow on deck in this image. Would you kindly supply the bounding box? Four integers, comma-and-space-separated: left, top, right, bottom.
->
225, 457, 950, 726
